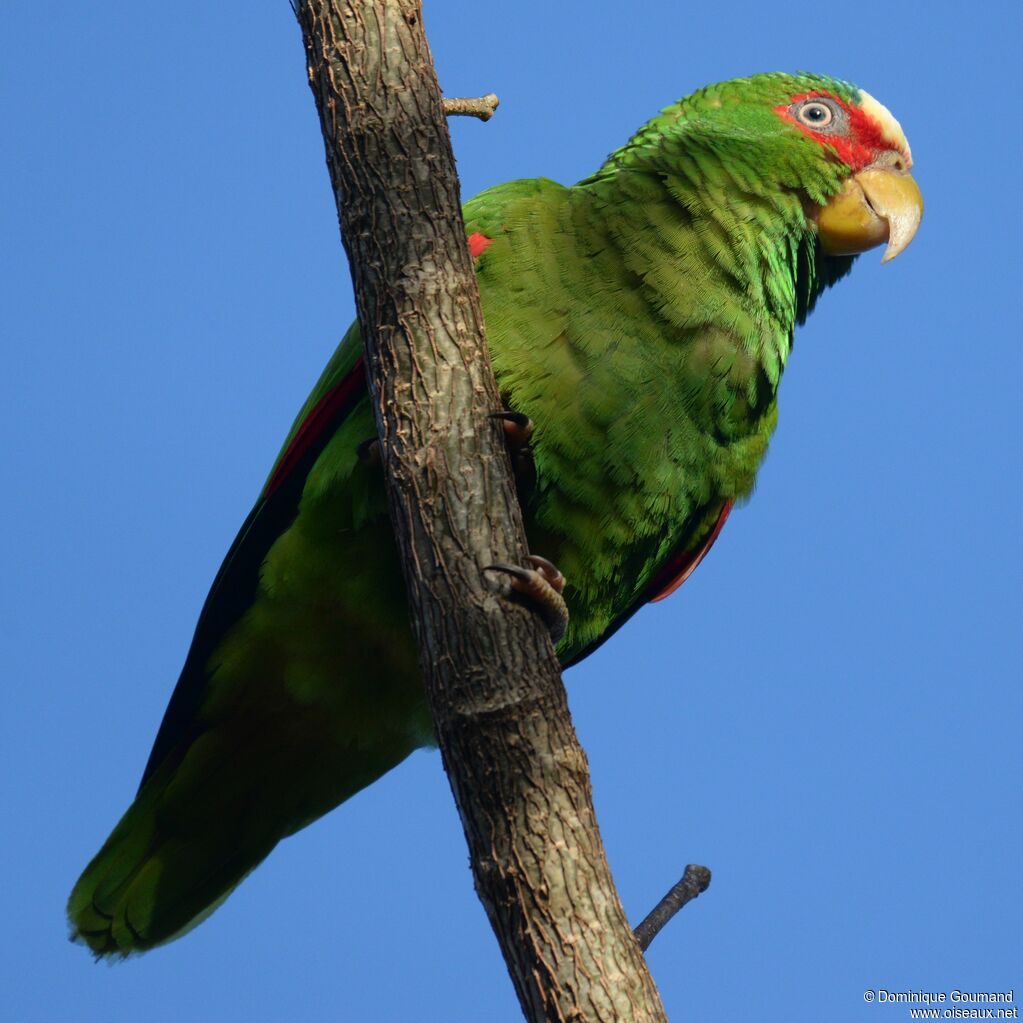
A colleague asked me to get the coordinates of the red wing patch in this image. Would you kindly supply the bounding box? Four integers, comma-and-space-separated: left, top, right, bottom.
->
264, 231, 489, 501
646, 500, 734, 603
263, 356, 366, 498
468, 231, 494, 258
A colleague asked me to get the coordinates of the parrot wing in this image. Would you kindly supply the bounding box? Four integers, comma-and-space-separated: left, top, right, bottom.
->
138, 327, 367, 787
137, 185, 537, 789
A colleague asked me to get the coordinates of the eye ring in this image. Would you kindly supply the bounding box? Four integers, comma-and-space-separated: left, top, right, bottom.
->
794, 99, 836, 129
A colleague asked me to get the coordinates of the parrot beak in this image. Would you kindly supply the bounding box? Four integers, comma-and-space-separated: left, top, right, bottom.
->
814, 157, 923, 264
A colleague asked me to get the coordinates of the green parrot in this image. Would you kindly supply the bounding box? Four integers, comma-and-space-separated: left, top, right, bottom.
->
69, 71, 922, 956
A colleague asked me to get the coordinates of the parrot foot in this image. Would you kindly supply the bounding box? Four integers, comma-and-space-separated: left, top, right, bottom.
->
489, 410, 534, 451
484, 555, 568, 643
490, 410, 537, 497
358, 411, 533, 474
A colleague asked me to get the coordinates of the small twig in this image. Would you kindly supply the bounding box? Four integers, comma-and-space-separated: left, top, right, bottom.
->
442, 93, 500, 121
633, 864, 712, 952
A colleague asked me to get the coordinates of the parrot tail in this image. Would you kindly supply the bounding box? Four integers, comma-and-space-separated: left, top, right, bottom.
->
66, 756, 279, 957
67, 720, 416, 957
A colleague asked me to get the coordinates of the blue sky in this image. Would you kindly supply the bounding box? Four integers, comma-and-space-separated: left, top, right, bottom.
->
3, 2, 1020, 1020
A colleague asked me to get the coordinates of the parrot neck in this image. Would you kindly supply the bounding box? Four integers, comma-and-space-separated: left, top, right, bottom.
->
578, 129, 854, 383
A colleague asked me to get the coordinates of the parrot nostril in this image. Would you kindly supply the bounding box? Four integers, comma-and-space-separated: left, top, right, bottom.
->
867, 149, 908, 173
875, 150, 907, 173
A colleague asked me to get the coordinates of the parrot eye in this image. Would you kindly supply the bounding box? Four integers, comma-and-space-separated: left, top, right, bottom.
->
800, 103, 831, 125
792, 97, 842, 130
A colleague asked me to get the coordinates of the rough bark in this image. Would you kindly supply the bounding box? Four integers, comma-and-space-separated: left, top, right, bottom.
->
294, 2, 668, 1020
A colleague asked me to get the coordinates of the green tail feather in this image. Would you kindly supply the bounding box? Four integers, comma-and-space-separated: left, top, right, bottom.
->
69, 722, 417, 956
67, 771, 275, 956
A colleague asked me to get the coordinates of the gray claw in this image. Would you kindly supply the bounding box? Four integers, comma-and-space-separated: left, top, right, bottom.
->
489, 410, 534, 451
484, 556, 568, 643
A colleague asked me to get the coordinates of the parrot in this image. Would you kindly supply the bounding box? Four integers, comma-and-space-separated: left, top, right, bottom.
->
68, 71, 922, 956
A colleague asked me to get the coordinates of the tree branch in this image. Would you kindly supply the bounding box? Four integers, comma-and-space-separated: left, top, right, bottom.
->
442, 93, 500, 120
634, 865, 712, 952
293, 2, 668, 1020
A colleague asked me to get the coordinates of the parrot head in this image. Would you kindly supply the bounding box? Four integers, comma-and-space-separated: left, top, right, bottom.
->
772, 82, 922, 263
603, 72, 923, 267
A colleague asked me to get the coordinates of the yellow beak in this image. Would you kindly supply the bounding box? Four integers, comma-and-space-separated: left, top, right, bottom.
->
815, 164, 923, 264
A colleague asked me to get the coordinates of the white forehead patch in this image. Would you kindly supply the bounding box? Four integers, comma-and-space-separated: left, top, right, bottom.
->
858, 89, 913, 165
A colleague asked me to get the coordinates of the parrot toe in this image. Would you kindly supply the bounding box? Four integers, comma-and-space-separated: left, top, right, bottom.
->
490, 410, 537, 496
485, 555, 568, 643
489, 409, 534, 450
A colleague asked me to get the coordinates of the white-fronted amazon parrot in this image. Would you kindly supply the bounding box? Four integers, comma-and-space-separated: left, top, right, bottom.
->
69, 72, 922, 955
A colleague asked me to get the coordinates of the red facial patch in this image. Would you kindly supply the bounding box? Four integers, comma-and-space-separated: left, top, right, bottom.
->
774, 92, 900, 171
468, 231, 494, 258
